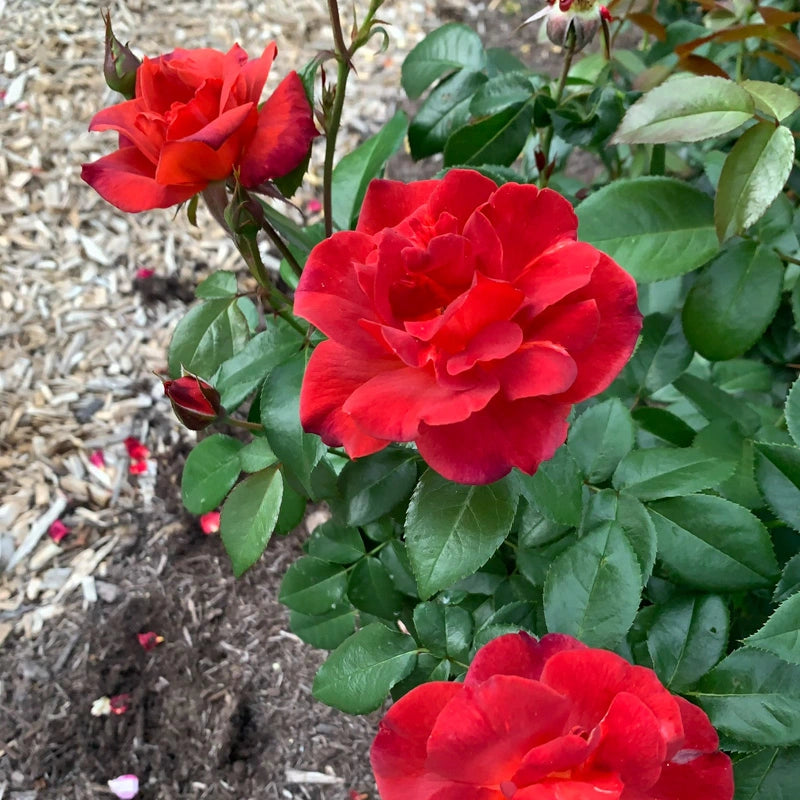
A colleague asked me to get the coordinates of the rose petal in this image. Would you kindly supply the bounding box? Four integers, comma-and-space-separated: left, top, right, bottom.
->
357, 177, 441, 236
107, 774, 139, 800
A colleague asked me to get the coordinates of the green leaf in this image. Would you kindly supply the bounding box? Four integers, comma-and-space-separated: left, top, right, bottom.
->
626, 313, 694, 395
674, 373, 761, 436
568, 399, 635, 483
275, 481, 306, 535
741, 80, 800, 122
409, 70, 488, 159
401, 23, 486, 100
195, 270, 237, 299
683, 242, 783, 360
612, 76, 754, 144
715, 122, 795, 242
214, 319, 303, 411
583, 490, 657, 582
785, 377, 800, 448
290, 605, 357, 650
734, 746, 800, 800
331, 110, 408, 230
312, 623, 417, 713
746, 592, 800, 666
348, 558, 405, 620
774, 553, 800, 605
181, 434, 243, 514
220, 467, 283, 577
279, 556, 348, 615
520, 447, 583, 527
307, 520, 365, 564
469, 72, 535, 117
754, 443, 800, 531
443, 100, 534, 167
238, 437, 277, 473
692, 648, 800, 747
405, 470, 517, 599
646, 595, 729, 690
649, 495, 778, 591
612, 447, 735, 501
412, 601, 473, 662
543, 521, 642, 649
379, 540, 419, 598
168, 298, 250, 379
337, 448, 418, 526
260, 352, 326, 496
631, 408, 695, 448
577, 178, 718, 282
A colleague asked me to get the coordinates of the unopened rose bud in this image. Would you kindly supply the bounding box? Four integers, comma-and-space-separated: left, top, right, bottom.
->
137, 631, 164, 651
107, 774, 139, 800
546, 8, 600, 51
162, 374, 222, 431
102, 12, 141, 100
199, 511, 221, 535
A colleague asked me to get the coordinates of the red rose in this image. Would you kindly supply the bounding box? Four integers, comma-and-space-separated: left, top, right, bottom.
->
82, 43, 317, 212
294, 169, 641, 484
370, 632, 733, 800
162, 374, 222, 431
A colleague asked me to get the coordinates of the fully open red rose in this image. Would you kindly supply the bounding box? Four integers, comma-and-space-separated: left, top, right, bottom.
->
82, 43, 317, 212
371, 632, 733, 800
294, 169, 641, 484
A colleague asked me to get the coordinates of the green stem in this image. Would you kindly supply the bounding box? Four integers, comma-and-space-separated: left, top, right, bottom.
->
539, 25, 577, 188
224, 417, 264, 432
778, 250, 800, 267
323, 56, 350, 238
265, 284, 308, 337
244, 195, 304, 279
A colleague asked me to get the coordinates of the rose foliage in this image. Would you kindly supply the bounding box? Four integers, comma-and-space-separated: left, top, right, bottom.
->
295, 169, 641, 484
371, 632, 733, 800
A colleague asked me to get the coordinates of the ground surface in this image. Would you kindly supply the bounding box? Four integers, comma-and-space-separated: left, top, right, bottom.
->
0, 1, 578, 798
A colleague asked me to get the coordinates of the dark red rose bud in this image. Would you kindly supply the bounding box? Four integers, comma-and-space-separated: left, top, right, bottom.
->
102, 11, 141, 100
163, 375, 222, 431
534, 148, 547, 173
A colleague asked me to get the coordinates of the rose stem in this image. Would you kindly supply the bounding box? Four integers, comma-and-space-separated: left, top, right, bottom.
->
223, 417, 264, 432
539, 24, 577, 189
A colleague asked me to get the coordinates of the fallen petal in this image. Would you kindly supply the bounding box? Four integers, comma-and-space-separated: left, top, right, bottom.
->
91, 696, 111, 716
124, 436, 150, 461
137, 631, 164, 651
89, 449, 106, 468
128, 459, 149, 475
108, 774, 139, 799
199, 511, 221, 535
110, 693, 131, 714
135, 267, 155, 280
48, 520, 70, 544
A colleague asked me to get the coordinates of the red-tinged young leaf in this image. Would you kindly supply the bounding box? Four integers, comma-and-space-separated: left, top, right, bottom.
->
758, 5, 800, 25
677, 55, 730, 78
627, 12, 666, 41
715, 123, 794, 242
675, 24, 800, 63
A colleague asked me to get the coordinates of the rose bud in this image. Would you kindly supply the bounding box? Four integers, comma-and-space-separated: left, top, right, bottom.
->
102, 11, 141, 100
199, 511, 221, 535
137, 631, 164, 651
162, 374, 222, 431
107, 774, 139, 800
48, 520, 70, 544
109, 693, 131, 715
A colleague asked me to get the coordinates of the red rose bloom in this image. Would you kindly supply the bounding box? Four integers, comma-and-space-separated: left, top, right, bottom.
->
82, 43, 317, 212
294, 169, 641, 484
371, 632, 733, 800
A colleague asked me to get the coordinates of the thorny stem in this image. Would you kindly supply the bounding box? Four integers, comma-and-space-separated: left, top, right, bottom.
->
539, 24, 577, 188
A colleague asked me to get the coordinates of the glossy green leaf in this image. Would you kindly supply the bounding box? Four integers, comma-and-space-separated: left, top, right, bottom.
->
279, 556, 348, 615
260, 353, 326, 496
543, 521, 642, 649
692, 648, 800, 747
307, 520, 365, 564
785, 377, 800, 448
409, 70, 488, 159
649, 495, 778, 591
274, 481, 306, 535
715, 122, 795, 242
568, 399, 635, 483
626, 313, 694, 395
646, 595, 729, 690
238, 437, 277, 473
746, 592, 800, 666
674, 373, 761, 436
631, 408, 695, 447
379, 540, 419, 598
214, 319, 303, 411
195, 270, 237, 299
413, 601, 473, 662
754, 443, 800, 531
612, 447, 735, 500
520, 448, 583, 527
337, 449, 418, 526
405, 470, 517, 599
577, 178, 718, 282
181, 434, 243, 514
220, 467, 283, 577
612, 76, 754, 144
734, 746, 800, 800
331, 110, 408, 230
683, 242, 783, 360
469, 72, 535, 116
312, 623, 417, 713
401, 23, 486, 100
289, 605, 357, 650
741, 80, 800, 121
774, 553, 800, 605
443, 100, 534, 167
168, 298, 250, 379
348, 558, 404, 620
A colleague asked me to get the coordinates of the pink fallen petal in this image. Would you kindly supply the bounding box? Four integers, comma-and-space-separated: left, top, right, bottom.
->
137, 631, 164, 651
89, 450, 106, 468
135, 267, 155, 280
110, 693, 131, 715
108, 774, 139, 799
200, 511, 221, 535
128, 459, 149, 475
124, 436, 150, 461
48, 520, 70, 544
307, 198, 322, 214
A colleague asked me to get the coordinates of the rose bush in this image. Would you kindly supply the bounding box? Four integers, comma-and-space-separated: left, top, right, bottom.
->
371, 632, 733, 800
295, 169, 641, 484
82, 43, 317, 212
